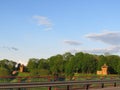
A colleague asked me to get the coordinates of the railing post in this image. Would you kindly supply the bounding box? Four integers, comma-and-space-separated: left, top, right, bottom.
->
85, 84, 90, 90
67, 85, 69, 90
27, 76, 31, 82
48, 76, 51, 82
101, 83, 104, 88
48, 86, 51, 90
18, 88, 21, 90
114, 82, 116, 87
18, 77, 21, 83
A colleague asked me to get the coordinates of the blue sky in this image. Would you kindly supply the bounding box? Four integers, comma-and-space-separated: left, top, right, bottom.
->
1, 0, 120, 64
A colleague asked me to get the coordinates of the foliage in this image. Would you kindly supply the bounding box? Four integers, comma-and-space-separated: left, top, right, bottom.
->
1, 52, 120, 77
48, 54, 65, 75
0, 67, 11, 76
27, 58, 39, 72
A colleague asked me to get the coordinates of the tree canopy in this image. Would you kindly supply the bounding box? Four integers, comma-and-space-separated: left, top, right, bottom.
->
1, 52, 120, 77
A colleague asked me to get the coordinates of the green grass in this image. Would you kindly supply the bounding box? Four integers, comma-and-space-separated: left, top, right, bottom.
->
73, 73, 120, 81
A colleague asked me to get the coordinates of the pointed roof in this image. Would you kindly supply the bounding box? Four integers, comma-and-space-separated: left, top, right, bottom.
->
102, 64, 108, 68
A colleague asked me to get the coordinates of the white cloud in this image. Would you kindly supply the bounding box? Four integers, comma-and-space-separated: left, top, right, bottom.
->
82, 46, 120, 54
68, 46, 120, 54
64, 40, 82, 46
65, 31, 120, 55
85, 31, 120, 45
33, 15, 53, 30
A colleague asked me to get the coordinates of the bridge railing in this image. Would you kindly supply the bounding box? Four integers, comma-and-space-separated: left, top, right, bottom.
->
0, 76, 120, 90
0, 79, 120, 90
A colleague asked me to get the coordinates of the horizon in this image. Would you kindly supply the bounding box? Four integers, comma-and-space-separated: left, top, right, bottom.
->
1, 0, 120, 64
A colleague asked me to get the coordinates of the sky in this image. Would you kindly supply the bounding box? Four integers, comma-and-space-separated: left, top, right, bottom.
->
1, 0, 120, 64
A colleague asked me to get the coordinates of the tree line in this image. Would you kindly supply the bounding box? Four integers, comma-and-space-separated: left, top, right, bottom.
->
1, 52, 120, 77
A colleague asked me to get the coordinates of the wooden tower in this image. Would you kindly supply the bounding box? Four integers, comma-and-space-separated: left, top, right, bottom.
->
101, 64, 108, 75
19, 64, 24, 72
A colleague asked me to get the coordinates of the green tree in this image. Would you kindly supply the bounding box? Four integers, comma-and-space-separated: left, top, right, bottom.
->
81, 53, 97, 73
117, 60, 120, 74
27, 58, 39, 75
106, 55, 120, 74
49, 54, 64, 75
74, 52, 84, 73
38, 59, 49, 70
38, 59, 50, 76
62, 52, 73, 61
97, 55, 107, 70
0, 59, 16, 74
0, 67, 10, 76
65, 56, 76, 77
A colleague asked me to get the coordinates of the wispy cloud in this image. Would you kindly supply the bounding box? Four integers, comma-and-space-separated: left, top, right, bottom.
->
85, 31, 120, 45
11, 47, 19, 51
2, 46, 18, 51
33, 15, 53, 30
64, 40, 82, 46
68, 46, 120, 54
82, 46, 120, 54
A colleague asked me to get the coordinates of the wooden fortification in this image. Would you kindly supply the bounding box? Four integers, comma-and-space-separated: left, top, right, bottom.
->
19, 64, 24, 72
97, 64, 108, 75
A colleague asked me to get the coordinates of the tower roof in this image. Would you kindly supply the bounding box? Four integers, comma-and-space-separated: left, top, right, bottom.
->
102, 64, 108, 68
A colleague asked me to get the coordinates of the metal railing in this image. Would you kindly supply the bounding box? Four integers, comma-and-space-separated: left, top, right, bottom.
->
0, 79, 120, 90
